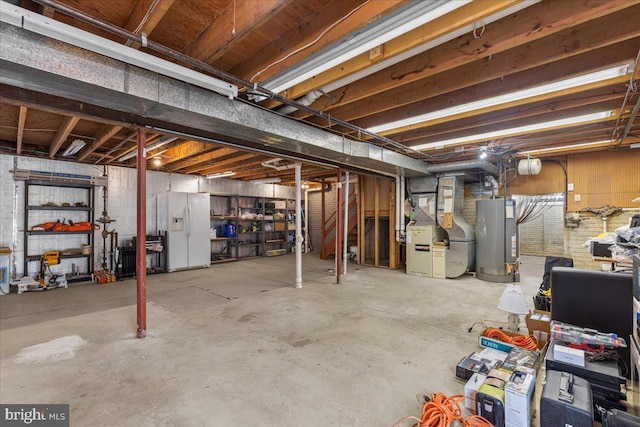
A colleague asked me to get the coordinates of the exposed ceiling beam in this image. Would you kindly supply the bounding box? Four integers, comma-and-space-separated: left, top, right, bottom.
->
391, 88, 626, 145
190, 153, 258, 175
301, 0, 639, 118
285, 0, 520, 100
184, 0, 292, 64
78, 125, 123, 160
49, 116, 80, 158
167, 147, 239, 172
16, 105, 26, 155
231, 0, 406, 82
40, 5, 55, 18
160, 141, 217, 165
123, 0, 175, 48
308, 14, 640, 128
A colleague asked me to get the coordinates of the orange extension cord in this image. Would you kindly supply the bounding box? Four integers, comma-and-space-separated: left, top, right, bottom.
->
484, 328, 538, 351
392, 393, 495, 427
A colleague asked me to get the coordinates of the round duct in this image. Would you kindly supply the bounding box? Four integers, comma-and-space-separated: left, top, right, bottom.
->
518, 158, 542, 175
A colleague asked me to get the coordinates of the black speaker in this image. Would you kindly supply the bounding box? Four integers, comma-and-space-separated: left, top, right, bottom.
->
540, 371, 593, 427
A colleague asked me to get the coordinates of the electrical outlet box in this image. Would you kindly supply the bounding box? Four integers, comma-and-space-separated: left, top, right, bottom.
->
574, 194, 581, 202
567, 183, 574, 191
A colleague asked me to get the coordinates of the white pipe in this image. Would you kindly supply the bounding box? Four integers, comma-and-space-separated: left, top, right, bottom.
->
395, 175, 401, 242
343, 171, 349, 275
400, 176, 406, 235
295, 162, 302, 289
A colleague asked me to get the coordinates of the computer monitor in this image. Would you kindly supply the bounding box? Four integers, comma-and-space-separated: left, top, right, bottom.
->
551, 266, 633, 377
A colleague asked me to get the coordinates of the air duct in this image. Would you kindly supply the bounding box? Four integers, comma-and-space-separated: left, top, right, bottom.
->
425, 159, 499, 177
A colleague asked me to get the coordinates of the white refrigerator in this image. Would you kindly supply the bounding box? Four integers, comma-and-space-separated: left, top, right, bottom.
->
157, 192, 210, 271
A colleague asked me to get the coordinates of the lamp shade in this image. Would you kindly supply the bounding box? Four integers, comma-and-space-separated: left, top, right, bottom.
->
497, 284, 529, 315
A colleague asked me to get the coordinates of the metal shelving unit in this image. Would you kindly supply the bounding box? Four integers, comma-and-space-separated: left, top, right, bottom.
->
23, 180, 95, 282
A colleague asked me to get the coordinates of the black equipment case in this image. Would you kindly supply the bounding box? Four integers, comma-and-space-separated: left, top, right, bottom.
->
540, 371, 593, 427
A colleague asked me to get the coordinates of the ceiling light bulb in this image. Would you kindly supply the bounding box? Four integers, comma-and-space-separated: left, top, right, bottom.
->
480, 150, 487, 159
153, 157, 161, 166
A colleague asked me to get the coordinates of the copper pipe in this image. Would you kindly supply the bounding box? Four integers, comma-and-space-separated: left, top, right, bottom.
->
136, 127, 147, 338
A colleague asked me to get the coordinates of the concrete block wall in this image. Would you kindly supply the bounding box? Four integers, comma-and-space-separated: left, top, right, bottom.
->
0, 154, 295, 278
564, 210, 639, 270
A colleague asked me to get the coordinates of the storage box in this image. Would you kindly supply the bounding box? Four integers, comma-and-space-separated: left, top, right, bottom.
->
456, 348, 508, 380
479, 329, 545, 353
590, 241, 612, 257
274, 221, 286, 231
525, 309, 551, 346
465, 373, 487, 411
505, 367, 536, 427
274, 200, 286, 209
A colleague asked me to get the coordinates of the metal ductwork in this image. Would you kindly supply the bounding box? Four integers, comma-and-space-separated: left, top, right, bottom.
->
407, 176, 439, 225
436, 175, 475, 278
425, 159, 499, 177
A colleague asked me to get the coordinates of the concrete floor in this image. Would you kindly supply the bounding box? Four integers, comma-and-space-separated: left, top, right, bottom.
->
1, 254, 546, 426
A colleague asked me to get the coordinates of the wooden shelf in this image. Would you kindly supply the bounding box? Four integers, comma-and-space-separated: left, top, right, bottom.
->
211, 237, 235, 241
27, 230, 94, 236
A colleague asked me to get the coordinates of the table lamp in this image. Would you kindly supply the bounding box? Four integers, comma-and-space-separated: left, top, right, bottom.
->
497, 284, 529, 331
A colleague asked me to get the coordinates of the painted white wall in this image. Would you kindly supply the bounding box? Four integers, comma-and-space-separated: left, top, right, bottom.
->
0, 153, 294, 278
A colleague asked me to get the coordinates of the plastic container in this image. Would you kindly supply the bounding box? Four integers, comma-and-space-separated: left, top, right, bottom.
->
224, 223, 236, 238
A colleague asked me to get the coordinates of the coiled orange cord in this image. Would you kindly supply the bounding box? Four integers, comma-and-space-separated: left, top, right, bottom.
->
392, 393, 495, 427
485, 328, 538, 351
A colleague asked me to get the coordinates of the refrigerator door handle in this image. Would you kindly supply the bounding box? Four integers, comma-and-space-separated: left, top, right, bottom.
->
185, 205, 191, 237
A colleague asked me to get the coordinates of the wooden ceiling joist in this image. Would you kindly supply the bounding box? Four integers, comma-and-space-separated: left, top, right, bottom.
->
300, 0, 640, 120
77, 125, 123, 161
184, 0, 292, 64
16, 106, 26, 155
231, 0, 406, 82
167, 147, 240, 172
194, 153, 259, 175
123, 0, 176, 49
284, 0, 520, 100
49, 116, 80, 159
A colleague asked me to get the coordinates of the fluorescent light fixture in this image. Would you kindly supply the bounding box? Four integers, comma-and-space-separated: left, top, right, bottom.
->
412, 111, 615, 151
206, 171, 236, 179
518, 140, 610, 156
261, 0, 469, 93
251, 177, 282, 184
630, 143, 640, 149
0, 2, 238, 99
62, 139, 86, 156
118, 136, 178, 161
368, 64, 630, 134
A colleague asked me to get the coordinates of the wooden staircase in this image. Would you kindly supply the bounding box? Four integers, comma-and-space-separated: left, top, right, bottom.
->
320, 188, 357, 259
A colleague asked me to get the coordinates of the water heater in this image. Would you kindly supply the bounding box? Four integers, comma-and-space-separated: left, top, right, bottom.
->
475, 199, 519, 283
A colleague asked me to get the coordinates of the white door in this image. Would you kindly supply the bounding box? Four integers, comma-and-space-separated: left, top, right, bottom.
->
187, 193, 211, 268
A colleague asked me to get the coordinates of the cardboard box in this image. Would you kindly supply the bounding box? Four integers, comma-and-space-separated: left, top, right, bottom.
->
465, 373, 486, 411
505, 367, 536, 427
456, 348, 508, 380
274, 221, 286, 231
274, 200, 287, 209
479, 329, 545, 353
525, 309, 551, 347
